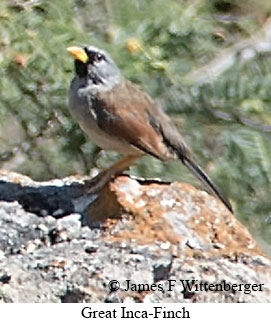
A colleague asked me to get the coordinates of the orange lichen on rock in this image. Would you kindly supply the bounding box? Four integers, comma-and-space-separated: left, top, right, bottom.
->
87, 175, 265, 260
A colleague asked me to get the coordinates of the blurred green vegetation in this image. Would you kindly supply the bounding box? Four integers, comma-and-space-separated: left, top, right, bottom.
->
1, 0, 271, 249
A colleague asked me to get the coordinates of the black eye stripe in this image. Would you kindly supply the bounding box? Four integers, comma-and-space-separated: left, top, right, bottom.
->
84, 48, 105, 63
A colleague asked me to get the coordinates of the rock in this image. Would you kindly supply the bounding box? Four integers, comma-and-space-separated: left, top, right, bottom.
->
0, 170, 270, 302
152, 255, 172, 282
56, 214, 81, 241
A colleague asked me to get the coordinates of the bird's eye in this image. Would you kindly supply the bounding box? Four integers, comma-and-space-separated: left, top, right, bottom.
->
95, 53, 104, 62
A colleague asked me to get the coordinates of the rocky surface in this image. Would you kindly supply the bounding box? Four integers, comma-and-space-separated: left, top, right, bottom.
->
0, 170, 270, 302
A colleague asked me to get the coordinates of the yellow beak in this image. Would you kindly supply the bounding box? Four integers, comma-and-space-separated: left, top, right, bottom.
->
66, 46, 88, 63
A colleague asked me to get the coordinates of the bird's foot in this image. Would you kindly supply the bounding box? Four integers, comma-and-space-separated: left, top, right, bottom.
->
84, 155, 141, 194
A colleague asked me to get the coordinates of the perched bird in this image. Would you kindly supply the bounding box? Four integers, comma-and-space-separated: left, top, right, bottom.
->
67, 45, 233, 213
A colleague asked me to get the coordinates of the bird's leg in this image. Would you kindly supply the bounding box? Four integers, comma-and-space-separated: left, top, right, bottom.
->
85, 155, 141, 193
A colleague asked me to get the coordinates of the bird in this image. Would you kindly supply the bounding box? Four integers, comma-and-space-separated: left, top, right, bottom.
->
67, 45, 233, 213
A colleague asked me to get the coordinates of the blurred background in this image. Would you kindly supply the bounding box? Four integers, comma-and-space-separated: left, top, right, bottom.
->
0, 0, 271, 252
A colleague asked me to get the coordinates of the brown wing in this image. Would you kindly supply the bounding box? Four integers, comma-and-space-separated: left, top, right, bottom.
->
92, 80, 183, 160
93, 80, 233, 212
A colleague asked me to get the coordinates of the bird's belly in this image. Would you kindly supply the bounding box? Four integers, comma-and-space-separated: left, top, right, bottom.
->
82, 121, 138, 154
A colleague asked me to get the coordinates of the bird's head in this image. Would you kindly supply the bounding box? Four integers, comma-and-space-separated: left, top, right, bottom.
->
67, 45, 122, 89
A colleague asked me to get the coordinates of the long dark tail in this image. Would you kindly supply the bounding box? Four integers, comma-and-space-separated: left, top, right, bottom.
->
182, 157, 233, 213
